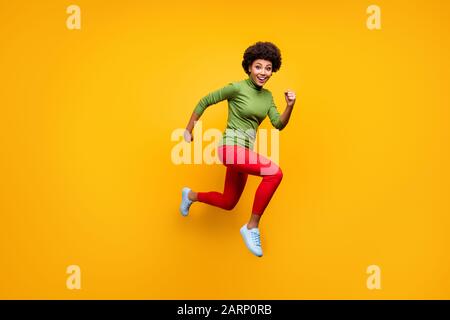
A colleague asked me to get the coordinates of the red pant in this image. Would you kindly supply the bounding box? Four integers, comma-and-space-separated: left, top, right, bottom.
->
197, 145, 283, 215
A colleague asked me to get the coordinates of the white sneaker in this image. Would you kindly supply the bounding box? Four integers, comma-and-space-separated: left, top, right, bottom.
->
179, 187, 193, 217
240, 224, 263, 257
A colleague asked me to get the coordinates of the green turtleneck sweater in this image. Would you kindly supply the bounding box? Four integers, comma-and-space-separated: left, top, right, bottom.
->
193, 76, 286, 149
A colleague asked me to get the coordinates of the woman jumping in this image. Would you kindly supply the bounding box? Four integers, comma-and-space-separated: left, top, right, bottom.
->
179, 41, 296, 257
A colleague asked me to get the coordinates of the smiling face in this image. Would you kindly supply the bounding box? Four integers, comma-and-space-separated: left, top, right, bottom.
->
248, 59, 273, 87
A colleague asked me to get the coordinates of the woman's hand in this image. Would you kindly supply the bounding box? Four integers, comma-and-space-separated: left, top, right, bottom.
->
184, 111, 200, 143
184, 129, 193, 143
284, 90, 296, 108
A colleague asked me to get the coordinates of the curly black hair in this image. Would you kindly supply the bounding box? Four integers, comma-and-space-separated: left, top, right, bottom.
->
242, 41, 282, 75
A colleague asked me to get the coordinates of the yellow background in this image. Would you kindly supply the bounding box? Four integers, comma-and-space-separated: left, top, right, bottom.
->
1, 0, 449, 299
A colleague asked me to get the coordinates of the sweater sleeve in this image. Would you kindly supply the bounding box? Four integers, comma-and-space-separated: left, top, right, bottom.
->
193, 82, 240, 117
267, 95, 286, 130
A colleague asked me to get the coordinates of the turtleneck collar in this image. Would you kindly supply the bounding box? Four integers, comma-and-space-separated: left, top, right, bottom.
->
246, 76, 263, 91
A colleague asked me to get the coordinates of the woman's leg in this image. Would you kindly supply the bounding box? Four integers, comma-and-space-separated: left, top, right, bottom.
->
220, 145, 283, 227
218, 145, 283, 257
196, 166, 248, 211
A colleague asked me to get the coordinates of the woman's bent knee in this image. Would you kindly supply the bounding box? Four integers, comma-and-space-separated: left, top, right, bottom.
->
275, 167, 283, 183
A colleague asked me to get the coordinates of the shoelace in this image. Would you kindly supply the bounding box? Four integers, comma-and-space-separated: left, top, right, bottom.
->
182, 195, 192, 210
250, 230, 261, 247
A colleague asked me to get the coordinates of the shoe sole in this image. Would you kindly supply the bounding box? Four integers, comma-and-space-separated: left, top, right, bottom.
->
179, 188, 190, 217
